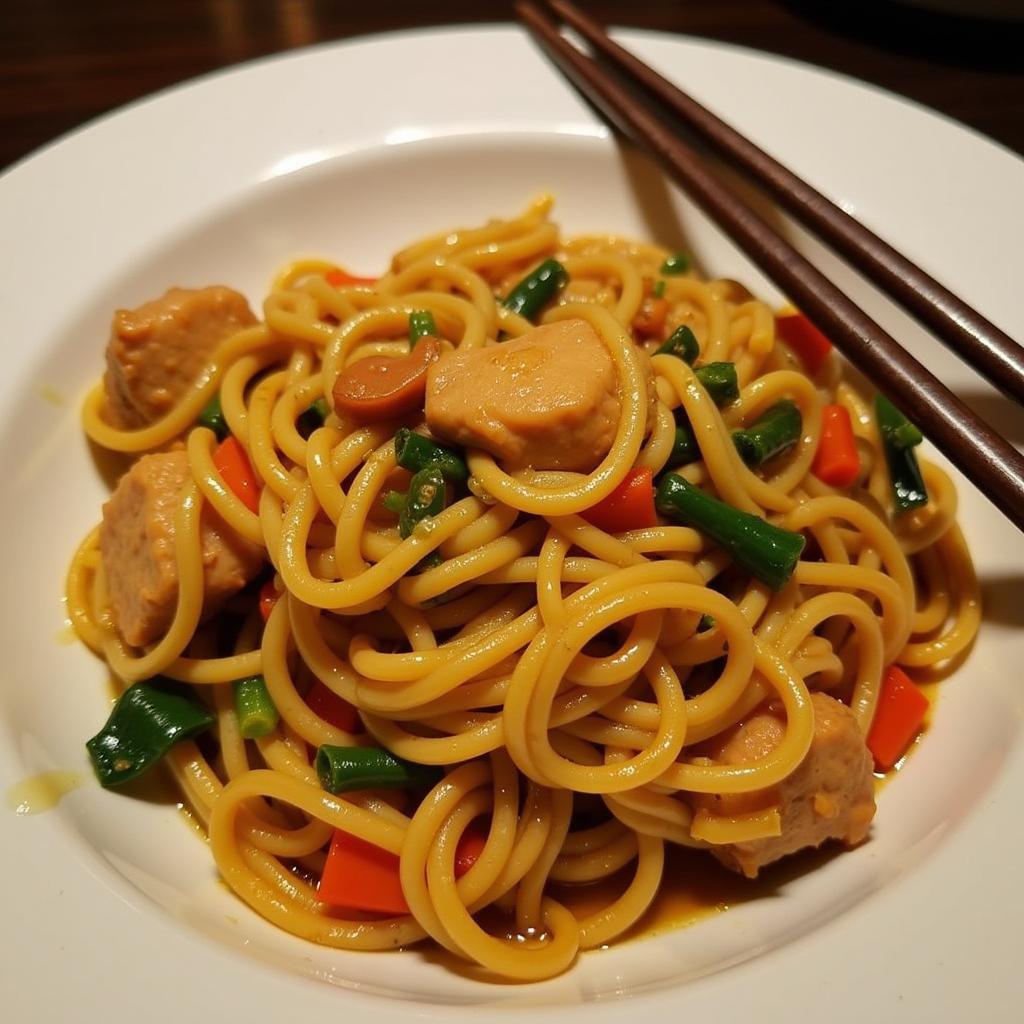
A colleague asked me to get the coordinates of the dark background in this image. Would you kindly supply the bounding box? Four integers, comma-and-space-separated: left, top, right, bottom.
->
2, 0, 1023, 173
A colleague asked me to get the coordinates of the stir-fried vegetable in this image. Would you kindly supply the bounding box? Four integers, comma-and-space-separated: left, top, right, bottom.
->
502, 258, 568, 321
325, 268, 377, 288
315, 745, 441, 795
695, 361, 739, 406
875, 394, 928, 513
394, 427, 468, 483
776, 311, 832, 374
305, 680, 359, 733
655, 324, 699, 364
214, 435, 261, 513
656, 474, 805, 590
867, 665, 929, 770
408, 310, 437, 350
232, 675, 279, 739
296, 396, 329, 437
732, 400, 803, 467
582, 467, 657, 532
332, 337, 440, 423
660, 251, 690, 275
398, 465, 446, 539
86, 679, 215, 788
318, 831, 408, 914
197, 392, 229, 441
813, 404, 861, 487
667, 418, 701, 469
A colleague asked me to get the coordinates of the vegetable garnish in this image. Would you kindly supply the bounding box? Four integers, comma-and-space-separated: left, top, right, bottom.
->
875, 394, 928, 513
213, 435, 261, 513
394, 427, 468, 482
232, 675, 279, 739
581, 467, 657, 532
86, 679, 215, 788
652, 278, 667, 299
197, 392, 229, 441
695, 361, 740, 406
656, 474, 805, 590
633, 295, 669, 339
296, 396, 329, 437
667, 418, 701, 469
318, 831, 408, 915
332, 337, 440, 424
655, 324, 700, 364
305, 680, 360, 734
812, 404, 861, 487
732, 400, 803, 467
455, 822, 489, 879
775, 311, 832, 374
660, 251, 690, 275
325, 268, 377, 288
867, 665, 929, 770
315, 745, 442, 795
502, 258, 568, 321
408, 310, 438, 350
258, 579, 279, 622
399, 465, 446, 539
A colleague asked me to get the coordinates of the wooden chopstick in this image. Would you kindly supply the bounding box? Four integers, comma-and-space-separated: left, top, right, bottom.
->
545, 0, 1024, 408
515, 0, 1024, 534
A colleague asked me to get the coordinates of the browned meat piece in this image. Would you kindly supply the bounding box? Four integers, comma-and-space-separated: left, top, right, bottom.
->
100, 451, 264, 647
692, 692, 876, 878
103, 286, 257, 428
424, 318, 652, 473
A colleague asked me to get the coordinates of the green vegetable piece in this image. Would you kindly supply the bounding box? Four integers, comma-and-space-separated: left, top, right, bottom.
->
655, 474, 805, 590
232, 675, 279, 739
875, 395, 928, 513
296, 397, 330, 438
382, 490, 407, 515
502, 258, 568, 321
315, 745, 442, 795
698, 614, 716, 632
394, 427, 468, 483
660, 251, 690, 275
695, 361, 739, 406
666, 418, 701, 469
732, 400, 803, 467
656, 324, 700, 364
86, 679, 215, 788
197, 393, 229, 441
408, 310, 437, 350
875, 394, 924, 450
399, 465, 446, 539
653, 279, 666, 299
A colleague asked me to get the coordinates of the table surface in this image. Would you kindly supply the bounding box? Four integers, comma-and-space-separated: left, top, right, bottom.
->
2, 0, 1023, 174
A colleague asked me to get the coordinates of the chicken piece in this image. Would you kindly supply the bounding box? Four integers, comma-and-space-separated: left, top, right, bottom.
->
104, 286, 257, 428
100, 451, 264, 647
692, 692, 876, 878
425, 318, 644, 473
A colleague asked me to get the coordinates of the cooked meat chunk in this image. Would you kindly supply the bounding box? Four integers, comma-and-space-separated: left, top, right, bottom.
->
100, 451, 264, 647
104, 286, 257, 428
425, 318, 641, 473
692, 692, 876, 878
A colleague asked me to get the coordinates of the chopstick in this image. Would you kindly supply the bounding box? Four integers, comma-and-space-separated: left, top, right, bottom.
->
544, 0, 1024, 408
515, 0, 1024, 534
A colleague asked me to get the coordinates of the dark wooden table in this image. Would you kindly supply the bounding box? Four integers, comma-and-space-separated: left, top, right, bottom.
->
2, 0, 1022, 173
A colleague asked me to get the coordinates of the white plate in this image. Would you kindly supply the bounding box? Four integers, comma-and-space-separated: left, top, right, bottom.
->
2, 25, 1023, 1023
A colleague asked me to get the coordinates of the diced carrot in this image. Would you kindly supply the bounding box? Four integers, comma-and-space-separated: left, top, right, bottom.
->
306, 680, 359, 733
776, 311, 832, 374
867, 665, 930, 770
812, 404, 861, 488
454, 822, 489, 879
213, 436, 260, 513
258, 580, 279, 622
318, 831, 408, 915
581, 467, 657, 533
633, 296, 669, 340
325, 268, 377, 288
332, 338, 440, 424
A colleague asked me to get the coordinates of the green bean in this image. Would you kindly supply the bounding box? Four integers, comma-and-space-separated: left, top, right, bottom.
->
232, 675, 279, 739
660, 252, 690, 275
656, 474, 805, 590
197, 393, 229, 441
315, 745, 442, 795
408, 310, 437, 350
695, 361, 739, 406
732, 400, 802, 467
394, 427, 468, 483
502, 258, 568, 321
655, 324, 700, 364
398, 465, 446, 539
